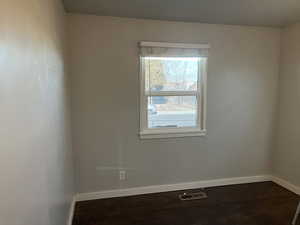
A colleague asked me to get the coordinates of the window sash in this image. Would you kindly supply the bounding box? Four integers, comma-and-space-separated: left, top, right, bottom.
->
146, 95, 201, 130
145, 57, 202, 95
140, 57, 203, 129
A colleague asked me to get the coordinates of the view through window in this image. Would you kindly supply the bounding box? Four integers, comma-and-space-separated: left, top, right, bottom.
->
145, 57, 199, 129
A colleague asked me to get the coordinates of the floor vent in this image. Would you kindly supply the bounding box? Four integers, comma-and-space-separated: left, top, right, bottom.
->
179, 190, 208, 201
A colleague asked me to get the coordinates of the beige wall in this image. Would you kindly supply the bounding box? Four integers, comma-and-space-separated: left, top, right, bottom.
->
273, 23, 300, 186
0, 0, 74, 225
68, 15, 281, 193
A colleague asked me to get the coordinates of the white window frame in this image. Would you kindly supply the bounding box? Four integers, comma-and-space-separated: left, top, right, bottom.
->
139, 42, 208, 139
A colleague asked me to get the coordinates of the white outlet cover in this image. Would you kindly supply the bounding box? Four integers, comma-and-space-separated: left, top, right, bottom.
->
119, 171, 126, 180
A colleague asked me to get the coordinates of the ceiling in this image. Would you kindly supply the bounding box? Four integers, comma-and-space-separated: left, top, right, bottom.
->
63, 0, 300, 27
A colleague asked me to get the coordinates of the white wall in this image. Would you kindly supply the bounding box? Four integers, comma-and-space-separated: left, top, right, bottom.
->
0, 0, 74, 225
273, 23, 300, 187
68, 15, 281, 193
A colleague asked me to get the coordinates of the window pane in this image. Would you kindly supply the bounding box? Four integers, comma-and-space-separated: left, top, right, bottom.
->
148, 96, 197, 128
145, 57, 199, 92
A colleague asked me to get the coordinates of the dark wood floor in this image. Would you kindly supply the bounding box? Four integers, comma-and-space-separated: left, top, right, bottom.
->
73, 182, 299, 225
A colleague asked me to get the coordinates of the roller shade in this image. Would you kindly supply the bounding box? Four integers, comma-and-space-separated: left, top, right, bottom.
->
139, 41, 209, 58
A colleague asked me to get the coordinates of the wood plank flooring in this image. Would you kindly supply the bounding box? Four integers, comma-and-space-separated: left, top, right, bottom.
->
73, 182, 299, 225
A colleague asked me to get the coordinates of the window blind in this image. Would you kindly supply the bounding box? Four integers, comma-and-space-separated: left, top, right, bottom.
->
139, 42, 209, 58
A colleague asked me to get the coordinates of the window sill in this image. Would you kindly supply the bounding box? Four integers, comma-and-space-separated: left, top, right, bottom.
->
139, 129, 207, 139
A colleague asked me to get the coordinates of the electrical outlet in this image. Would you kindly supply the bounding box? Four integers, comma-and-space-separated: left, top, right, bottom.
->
119, 170, 126, 180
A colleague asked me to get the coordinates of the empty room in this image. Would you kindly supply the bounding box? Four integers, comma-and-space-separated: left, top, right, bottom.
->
1, 0, 300, 225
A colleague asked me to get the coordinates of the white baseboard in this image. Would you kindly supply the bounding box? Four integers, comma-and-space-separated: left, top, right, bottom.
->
75, 175, 271, 201
271, 176, 300, 195
67, 197, 76, 225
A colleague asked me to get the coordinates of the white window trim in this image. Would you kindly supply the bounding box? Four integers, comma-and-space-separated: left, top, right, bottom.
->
139, 42, 208, 139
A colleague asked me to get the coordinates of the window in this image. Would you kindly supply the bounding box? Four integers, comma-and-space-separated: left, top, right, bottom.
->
139, 42, 209, 139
